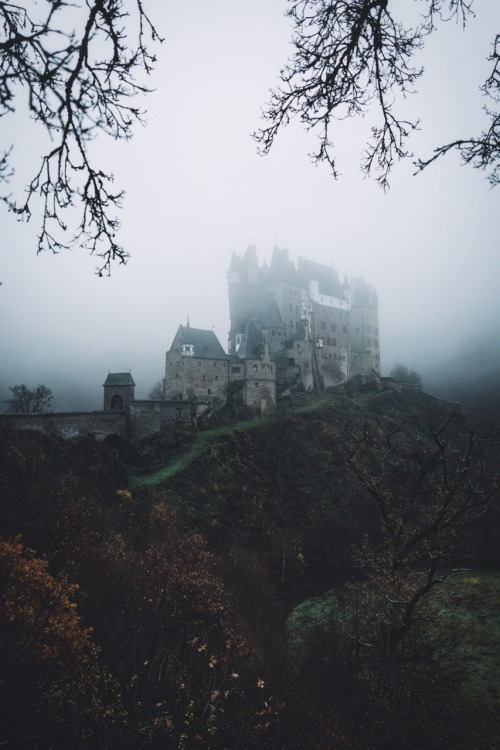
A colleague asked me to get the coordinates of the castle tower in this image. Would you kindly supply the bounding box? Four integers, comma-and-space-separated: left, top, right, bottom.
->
233, 318, 277, 416
165, 323, 229, 402
349, 278, 380, 375
227, 245, 271, 354
103, 372, 136, 411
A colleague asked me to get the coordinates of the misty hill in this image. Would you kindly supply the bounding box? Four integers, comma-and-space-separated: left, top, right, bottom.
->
421, 328, 500, 419
1, 387, 499, 750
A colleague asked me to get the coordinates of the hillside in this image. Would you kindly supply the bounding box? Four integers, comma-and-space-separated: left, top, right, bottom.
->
1, 387, 499, 749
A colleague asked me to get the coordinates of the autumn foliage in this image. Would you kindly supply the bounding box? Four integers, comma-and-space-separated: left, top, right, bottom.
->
0, 387, 499, 749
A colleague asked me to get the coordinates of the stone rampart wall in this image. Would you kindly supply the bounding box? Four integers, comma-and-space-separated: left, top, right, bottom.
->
0, 400, 197, 444
0, 411, 127, 440
128, 400, 193, 440
165, 356, 229, 402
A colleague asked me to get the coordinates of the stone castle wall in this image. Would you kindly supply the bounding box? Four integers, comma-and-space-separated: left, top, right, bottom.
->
0, 400, 195, 444
128, 400, 194, 440
165, 355, 229, 402
0, 411, 128, 440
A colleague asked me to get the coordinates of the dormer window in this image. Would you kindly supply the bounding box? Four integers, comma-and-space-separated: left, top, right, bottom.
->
181, 343, 194, 357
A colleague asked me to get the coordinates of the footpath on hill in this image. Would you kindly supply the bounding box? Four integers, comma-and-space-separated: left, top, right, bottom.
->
130, 391, 338, 488
130, 388, 452, 489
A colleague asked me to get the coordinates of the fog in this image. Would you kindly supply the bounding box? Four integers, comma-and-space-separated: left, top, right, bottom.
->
1, 1, 499, 412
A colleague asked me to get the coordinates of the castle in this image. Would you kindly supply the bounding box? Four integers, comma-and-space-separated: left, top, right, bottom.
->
1, 247, 380, 442
162, 245, 380, 416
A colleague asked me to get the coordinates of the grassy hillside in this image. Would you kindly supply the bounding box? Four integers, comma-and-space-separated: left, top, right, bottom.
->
1, 387, 499, 749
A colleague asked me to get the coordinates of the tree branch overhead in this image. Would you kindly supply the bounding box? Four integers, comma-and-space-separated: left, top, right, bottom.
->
255, 0, 498, 190
0, 0, 161, 274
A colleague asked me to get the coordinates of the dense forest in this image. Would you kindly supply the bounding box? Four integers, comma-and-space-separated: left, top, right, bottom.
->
1, 386, 499, 749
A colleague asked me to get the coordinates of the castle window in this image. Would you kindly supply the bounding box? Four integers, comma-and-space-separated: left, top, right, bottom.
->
208, 389, 211, 395
181, 343, 194, 357
253, 364, 258, 372
231, 366, 241, 374
255, 382, 259, 388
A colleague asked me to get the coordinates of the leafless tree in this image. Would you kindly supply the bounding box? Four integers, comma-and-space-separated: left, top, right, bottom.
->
345, 413, 498, 690
255, 1, 498, 190
6, 383, 53, 412
148, 379, 165, 400
0, 1, 161, 274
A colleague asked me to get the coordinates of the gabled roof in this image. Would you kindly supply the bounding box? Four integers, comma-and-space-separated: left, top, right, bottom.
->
103, 372, 136, 387
297, 258, 348, 300
171, 324, 229, 360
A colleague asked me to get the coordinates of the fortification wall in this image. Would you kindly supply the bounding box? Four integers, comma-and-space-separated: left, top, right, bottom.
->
128, 400, 193, 440
286, 340, 315, 391
0, 411, 127, 440
165, 356, 229, 402
1, 399, 198, 443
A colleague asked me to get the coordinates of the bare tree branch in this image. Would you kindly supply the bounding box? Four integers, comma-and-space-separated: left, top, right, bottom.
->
255, 0, 499, 190
0, 1, 162, 274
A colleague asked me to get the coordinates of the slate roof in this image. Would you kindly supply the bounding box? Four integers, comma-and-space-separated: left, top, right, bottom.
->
297, 258, 348, 300
103, 372, 136, 386
350, 277, 378, 307
267, 246, 298, 284
173, 324, 229, 360
249, 290, 285, 328
236, 319, 265, 359
227, 252, 242, 273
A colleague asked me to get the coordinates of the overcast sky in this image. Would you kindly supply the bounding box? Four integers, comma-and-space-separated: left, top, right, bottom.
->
1, 1, 499, 410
